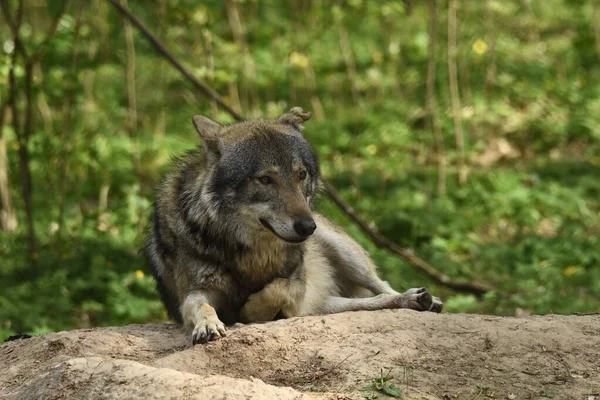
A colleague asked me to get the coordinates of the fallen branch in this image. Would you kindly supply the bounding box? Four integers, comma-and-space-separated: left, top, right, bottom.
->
106, 0, 501, 296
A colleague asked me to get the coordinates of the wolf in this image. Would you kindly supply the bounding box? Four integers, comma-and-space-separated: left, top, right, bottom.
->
146, 107, 443, 344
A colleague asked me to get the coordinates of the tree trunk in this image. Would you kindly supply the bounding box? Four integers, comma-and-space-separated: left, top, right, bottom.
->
20, 61, 38, 260
201, 29, 220, 120
0, 105, 18, 232
58, 1, 83, 237
426, 0, 447, 195
123, 0, 140, 176
336, 15, 361, 106
225, 0, 259, 116
447, 0, 467, 186
121, 0, 145, 237
484, 0, 498, 105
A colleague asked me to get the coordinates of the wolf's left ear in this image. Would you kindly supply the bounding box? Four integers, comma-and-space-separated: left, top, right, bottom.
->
192, 115, 223, 155
278, 107, 312, 131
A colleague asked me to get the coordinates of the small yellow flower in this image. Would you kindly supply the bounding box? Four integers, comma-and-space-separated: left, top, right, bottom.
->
192, 6, 208, 25
366, 144, 377, 155
289, 51, 309, 69
135, 270, 145, 279
563, 266, 577, 277
472, 39, 488, 55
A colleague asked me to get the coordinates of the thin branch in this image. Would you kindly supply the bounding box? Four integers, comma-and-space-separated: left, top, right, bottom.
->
322, 180, 501, 296
107, 0, 245, 121
106, 0, 501, 296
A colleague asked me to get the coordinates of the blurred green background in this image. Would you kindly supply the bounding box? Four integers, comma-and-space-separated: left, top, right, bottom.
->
1, 0, 599, 341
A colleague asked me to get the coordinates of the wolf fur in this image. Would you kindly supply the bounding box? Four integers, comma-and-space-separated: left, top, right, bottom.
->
146, 107, 443, 344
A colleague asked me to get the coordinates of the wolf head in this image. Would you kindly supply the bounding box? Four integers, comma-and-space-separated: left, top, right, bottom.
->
192, 107, 320, 244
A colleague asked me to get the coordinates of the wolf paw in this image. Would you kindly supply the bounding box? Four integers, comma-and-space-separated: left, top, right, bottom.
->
395, 288, 442, 312
429, 296, 444, 313
401, 287, 432, 311
239, 291, 282, 323
192, 317, 226, 345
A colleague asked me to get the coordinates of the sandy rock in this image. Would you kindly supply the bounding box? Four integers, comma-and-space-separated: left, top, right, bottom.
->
1, 310, 599, 399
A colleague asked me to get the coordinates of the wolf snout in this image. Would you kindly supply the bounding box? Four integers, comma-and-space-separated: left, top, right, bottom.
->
293, 218, 317, 237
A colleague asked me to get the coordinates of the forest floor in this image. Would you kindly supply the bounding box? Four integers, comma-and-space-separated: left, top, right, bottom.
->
1, 310, 598, 400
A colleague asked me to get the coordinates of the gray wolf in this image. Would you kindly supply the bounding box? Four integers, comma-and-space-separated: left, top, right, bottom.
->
145, 107, 443, 344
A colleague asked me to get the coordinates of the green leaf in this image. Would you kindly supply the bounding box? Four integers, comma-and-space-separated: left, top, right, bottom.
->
382, 384, 403, 398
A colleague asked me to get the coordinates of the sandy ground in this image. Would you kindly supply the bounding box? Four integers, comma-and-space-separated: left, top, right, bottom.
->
1, 310, 599, 400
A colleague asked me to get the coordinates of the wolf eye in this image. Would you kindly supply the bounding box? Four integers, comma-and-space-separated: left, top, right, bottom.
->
257, 176, 273, 185
298, 170, 307, 181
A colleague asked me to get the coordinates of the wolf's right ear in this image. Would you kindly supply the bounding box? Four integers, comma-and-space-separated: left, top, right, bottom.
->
278, 107, 312, 131
192, 115, 223, 156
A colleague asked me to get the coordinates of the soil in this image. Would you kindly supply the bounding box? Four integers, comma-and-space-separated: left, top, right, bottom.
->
1, 310, 599, 399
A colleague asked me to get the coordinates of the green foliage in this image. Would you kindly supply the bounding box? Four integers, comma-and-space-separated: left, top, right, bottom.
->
1, 0, 600, 340
360, 368, 403, 399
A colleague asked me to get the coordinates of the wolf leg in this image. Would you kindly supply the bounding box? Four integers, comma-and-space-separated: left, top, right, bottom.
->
314, 288, 441, 314
182, 291, 227, 344
315, 215, 443, 311
240, 278, 304, 323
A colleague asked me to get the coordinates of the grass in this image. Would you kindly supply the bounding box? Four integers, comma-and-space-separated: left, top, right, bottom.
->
360, 368, 403, 399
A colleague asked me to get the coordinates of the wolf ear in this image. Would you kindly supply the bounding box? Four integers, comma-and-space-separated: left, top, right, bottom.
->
192, 115, 223, 155
278, 107, 312, 131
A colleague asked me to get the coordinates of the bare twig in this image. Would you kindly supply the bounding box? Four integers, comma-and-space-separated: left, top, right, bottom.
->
106, 0, 501, 296
311, 353, 353, 381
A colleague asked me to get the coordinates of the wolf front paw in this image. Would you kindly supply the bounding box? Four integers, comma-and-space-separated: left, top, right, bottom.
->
239, 292, 281, 323
402, 287, 432, 311
395, 288, 442, 312
192, 317, 226, 345
429, 295, 443, 313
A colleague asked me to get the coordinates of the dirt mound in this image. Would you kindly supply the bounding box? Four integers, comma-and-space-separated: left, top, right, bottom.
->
1, 310, 599, 399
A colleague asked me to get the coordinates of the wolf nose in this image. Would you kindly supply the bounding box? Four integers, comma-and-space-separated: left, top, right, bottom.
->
293, 218, 317, 237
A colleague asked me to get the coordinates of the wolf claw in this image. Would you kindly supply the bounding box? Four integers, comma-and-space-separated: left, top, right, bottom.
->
192, 320, 226, 345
